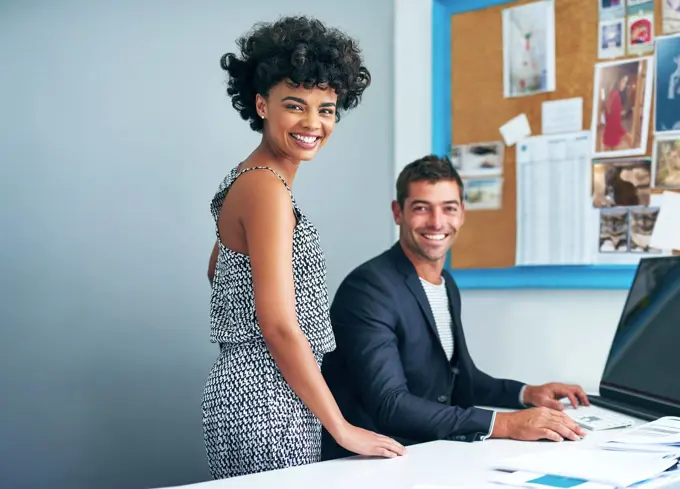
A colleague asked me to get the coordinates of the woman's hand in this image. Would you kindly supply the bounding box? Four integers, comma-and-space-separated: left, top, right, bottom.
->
332, 422, 406, 458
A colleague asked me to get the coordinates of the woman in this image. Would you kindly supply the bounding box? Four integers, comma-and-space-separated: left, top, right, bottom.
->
202, 16, 405, 479
602, 75, 632, 150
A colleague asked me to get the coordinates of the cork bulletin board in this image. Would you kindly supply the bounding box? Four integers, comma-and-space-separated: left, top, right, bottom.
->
432, 0, 679, 289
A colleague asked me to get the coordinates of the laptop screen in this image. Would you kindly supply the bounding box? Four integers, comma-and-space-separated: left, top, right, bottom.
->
600, 256, 680, 411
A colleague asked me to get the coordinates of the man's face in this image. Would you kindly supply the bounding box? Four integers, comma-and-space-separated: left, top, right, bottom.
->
392, 179, 465, 262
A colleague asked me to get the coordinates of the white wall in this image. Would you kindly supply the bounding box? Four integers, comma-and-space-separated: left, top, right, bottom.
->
0, 2, 632, 488
393, 0, 629, 393
0, 1, 394, 488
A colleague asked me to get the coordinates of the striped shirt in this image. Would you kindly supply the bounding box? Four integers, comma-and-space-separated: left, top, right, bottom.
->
419, 276, 454, 360
419, 275, 526, 442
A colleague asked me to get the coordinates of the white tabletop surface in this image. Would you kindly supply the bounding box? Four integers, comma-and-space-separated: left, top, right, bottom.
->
161, 405, 646, 489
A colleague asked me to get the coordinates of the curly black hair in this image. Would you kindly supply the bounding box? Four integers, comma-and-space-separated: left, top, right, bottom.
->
220, 16, 371, 132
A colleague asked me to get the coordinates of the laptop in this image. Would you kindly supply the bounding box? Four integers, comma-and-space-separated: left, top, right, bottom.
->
587, 255, 680, 422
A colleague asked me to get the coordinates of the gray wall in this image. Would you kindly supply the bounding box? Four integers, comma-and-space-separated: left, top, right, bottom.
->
0, 1, 394, 488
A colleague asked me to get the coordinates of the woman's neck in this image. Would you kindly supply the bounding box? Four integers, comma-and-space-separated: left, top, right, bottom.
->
241, 139, 300, 187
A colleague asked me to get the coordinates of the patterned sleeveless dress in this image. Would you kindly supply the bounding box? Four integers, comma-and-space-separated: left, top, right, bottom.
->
202, 166, 336, 479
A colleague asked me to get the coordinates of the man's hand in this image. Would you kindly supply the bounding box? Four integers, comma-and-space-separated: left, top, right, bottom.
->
523, 383, 590, 410
492, 407, 587, 442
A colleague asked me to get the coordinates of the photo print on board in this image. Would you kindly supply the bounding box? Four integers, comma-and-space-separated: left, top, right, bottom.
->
628, 12, 655, 56
599, 208, 630, 252
599, 0, 626, 21
502, 0, 556, 97
628, 0, 655, 15
663, 0, 680, 34
460, 142, 505, 176
592, 158, 651, 207
652, 134, 680, 188
599, 18, 626, 59
629, 207, 662, 253
654, 33, 680, 133
463, 178, 503, 210
449, 145, 463, 171
591, 57, 654, 158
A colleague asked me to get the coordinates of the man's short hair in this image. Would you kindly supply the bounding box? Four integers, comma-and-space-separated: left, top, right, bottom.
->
396, 154, 464, 208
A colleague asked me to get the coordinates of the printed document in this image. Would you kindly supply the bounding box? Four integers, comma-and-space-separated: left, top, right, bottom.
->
490, 446, 678, 487
602, 417, 680, 448
515, 131, 592, 265
541, 97, 583, 134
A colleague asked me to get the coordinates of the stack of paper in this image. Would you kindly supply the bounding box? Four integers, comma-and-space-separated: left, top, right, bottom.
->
600, 417, 680, 457
489, 446, 678, 487
490, 463, 680, 489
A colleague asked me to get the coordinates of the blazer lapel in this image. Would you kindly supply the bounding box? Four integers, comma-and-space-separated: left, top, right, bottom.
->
404, 274, 440, 341
389, 243, 441, 346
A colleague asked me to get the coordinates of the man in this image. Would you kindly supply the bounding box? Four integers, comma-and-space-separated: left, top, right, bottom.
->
320, 155, 589, 461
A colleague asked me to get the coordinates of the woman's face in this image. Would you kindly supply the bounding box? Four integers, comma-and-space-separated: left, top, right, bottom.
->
619, 75, 629, 90
256, 80, 338, 162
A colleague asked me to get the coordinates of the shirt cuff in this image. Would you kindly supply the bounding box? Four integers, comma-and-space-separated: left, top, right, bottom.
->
519, 385, 528, 407
479, 410, 497, 441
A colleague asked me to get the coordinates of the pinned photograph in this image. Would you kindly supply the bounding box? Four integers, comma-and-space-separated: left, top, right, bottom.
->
449, 145, 464, 170
502, 0, 556, 98
459, 142, 505, 176
591, 57, 654, 158
592, 158, 651, 207
628, 0, 654, 13
663, 0, 680, 34
599, 0, 625, 20
652, 135, 680, 188
629, 207, 662, 252
627, 12, 655, 55
654, 34, 680, 133
599, 19, 625, 59
463, 178, 503, 210
599, 208, 630, 252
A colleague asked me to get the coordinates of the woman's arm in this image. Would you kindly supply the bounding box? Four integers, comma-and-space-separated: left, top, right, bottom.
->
226, 170, 404, 458
237, 171, 347, 435
207, 240, 219, 285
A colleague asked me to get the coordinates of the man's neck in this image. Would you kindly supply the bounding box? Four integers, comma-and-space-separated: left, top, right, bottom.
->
399, 242, 445, 285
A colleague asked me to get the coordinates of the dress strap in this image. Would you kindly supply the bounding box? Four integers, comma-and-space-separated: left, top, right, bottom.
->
210, 166, 299, 242
236, 166, 293, 195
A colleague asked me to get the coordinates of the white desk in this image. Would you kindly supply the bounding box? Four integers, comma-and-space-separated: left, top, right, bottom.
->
163, 406, 645, 489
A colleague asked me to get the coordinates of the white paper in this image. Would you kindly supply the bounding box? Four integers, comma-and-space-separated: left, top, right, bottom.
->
650, 192, 680, 251
515, 131, 592, 266
600, 443, 680, 459
650, 193, 664, 207
490, 466, 680, 489
635, 464, 680, 489
489, 469, 613, 489
542, 98, 583, 134
412, 486, 481, 489
500, 113, 532, 146
411, 486, 475, 489
491, 447, 678, 487
605, 417, 680, 447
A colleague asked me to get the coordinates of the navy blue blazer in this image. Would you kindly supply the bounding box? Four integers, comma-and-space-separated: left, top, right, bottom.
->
320, 243, 526, 460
